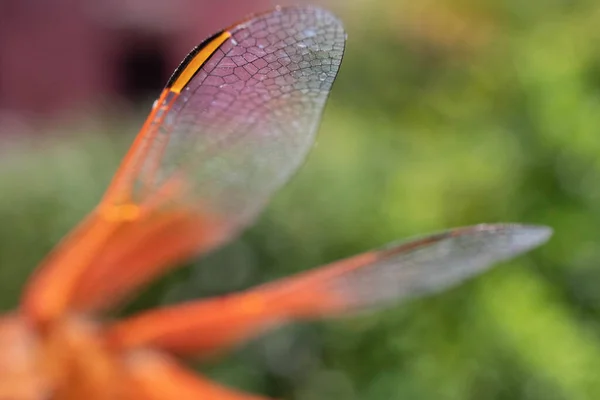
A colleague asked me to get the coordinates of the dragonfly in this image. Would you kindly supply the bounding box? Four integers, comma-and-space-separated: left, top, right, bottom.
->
0, 5, 552, 400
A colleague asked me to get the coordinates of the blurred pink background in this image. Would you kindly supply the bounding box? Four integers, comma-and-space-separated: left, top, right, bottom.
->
0, 0, 291, 121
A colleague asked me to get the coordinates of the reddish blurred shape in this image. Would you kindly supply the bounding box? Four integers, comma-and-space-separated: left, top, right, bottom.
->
0, 0, 272, 121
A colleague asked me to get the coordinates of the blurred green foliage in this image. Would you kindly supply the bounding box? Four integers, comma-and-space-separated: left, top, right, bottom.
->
1, 0, 600, 399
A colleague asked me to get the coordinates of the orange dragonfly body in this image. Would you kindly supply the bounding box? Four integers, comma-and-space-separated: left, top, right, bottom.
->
0, 6, 552, 400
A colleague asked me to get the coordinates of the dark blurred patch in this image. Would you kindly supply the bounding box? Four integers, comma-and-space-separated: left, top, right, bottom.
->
114, 32, 169, 105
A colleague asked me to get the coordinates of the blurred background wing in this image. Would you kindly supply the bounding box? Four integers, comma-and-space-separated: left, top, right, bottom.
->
107, 224, 552, 357
295, 223, 553, 313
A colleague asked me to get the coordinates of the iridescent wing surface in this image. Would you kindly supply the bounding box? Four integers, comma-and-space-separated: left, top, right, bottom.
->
23, 6, 346, 322
105, 5, 346, 225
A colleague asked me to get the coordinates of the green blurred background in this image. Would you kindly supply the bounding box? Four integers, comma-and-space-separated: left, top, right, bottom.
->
1, 0, 600, 399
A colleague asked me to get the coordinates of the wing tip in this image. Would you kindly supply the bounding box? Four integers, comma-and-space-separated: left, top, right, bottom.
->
467, 222, 553, 250
379, 222, 553, 261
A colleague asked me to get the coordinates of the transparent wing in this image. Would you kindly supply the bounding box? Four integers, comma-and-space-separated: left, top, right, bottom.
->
22, 6, 346, 323
107, 224, 552, 358
302, 223, 552, 311
105, 5, 346, 230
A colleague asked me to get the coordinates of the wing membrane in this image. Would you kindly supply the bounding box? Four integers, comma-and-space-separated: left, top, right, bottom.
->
23, 6, 346, 322
107, 5, 345, 223
107, 224, 552, 358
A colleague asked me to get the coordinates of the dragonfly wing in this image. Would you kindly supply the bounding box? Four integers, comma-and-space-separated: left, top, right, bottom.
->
22, 6, 345, 321
293, 223, 553, 313
106, 5, 346, 227
107, 224, 552, 358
